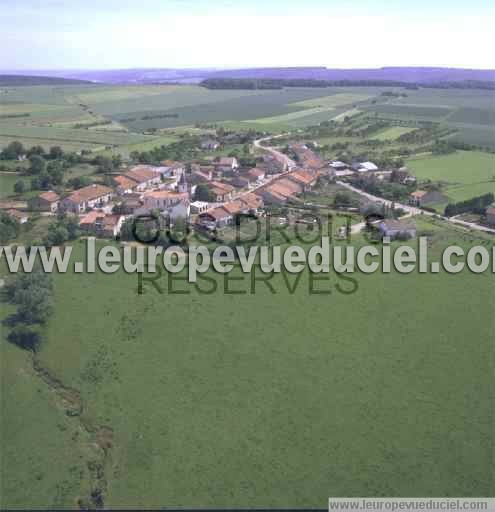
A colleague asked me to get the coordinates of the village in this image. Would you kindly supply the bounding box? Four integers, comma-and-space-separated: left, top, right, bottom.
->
2, 3, 495, 505
4, 133, 495, 246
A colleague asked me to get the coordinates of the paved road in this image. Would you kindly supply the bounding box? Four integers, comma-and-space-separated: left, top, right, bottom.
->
337, 180, 495, 235
204, 135, 296, 213
253, 134, 297, 170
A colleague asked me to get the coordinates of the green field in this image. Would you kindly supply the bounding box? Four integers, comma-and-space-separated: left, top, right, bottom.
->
2, 220, 494, 508
290, 92, 375, 109
373, 126, 416, 140
407, 151, 495, 204
0, 172, 29, 198
98, 134, 179, 159
219, 91, 379, 131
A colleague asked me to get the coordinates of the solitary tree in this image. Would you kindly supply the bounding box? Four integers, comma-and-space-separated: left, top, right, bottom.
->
13, 180, 26, 194
29, 155, 46, 175
48, 146, 64, 160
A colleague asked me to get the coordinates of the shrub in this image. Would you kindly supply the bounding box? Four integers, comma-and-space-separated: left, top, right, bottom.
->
7, 326, 42, 352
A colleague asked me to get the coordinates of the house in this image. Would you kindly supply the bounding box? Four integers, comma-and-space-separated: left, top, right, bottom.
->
124, 166, 161, 191
390, 167, 417, 185
378, 219, 416, 239
257, 154, 287, 174
192, 163, 215, 179
329, 161, 349, 170
161, 160, 185, 178
239, 193, 263, 215
275, 178, 303, 195
142, 190, 189, 211
485, 207, 495, 225
354, 161, 379, 173
245, 168, 266, 183
80, 211, 125, 238
6, 208, 28, 224
222, 200, 245, 216
115, 193, 143, 214
191, 169, 213, 184
201, 139, 220, 150
199, 207, 233, 228
29, 190, 60, 212
256, 178, 303, 204
409, 190, 427, 206
113, 175, 139, 195
256, 189, 288, 204
231, 176, 251, 189
207, 181, 235, 202
286, 170, 317, 191
215, 157, 239, 173
409, 190, 446, 207
290, 144, 324, 169
190, 201, 210, 214
61, 184, 113, 213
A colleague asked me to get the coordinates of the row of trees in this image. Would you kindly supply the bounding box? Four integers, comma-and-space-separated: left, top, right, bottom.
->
0, 141, 65, 162
349, 175, 413, 202
201, 78, 495, 91
3, 267, 54, 352
444, 193, 494, 217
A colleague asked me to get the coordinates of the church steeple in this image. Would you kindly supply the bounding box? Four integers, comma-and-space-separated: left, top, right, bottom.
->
178, 171, 188, 193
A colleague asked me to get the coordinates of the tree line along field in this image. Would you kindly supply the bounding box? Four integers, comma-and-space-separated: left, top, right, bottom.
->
1, 220, 494, 508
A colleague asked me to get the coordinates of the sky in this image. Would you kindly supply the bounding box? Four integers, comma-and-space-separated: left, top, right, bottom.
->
1, 0, 494, 70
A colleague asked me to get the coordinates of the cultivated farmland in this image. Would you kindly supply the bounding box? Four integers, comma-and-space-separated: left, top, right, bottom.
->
2, 84, 494, 150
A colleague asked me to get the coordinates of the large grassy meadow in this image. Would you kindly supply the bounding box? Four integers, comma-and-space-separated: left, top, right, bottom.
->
407, 151, 495, 205
1, 219, 494, 508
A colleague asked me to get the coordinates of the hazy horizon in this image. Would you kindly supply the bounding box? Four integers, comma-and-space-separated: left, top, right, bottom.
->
1, 0, 494, 71
3, 65, 495, 73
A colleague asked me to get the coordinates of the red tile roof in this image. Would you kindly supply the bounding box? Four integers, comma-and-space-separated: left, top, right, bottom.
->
208, 181, 235, 195
144, 190, 189, 201
114, 175, 138, 190
80, 210, 101, 225
66, 184, 113, 204
246, 167, 265, 179
222, 200, 244, 215
6, 209, 27, 220
288, 170, 316, 186
125, 166, 158, 184
208, 207, 232, 220
239, 193, 263, 209
38, 191, 60, 202
410, 190, 428, 198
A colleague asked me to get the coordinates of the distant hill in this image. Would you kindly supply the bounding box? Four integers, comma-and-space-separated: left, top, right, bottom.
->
2, 67, 495, 86
208, 67, 495, 83
0, 74, 91, 86
0, 69, 215, 85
